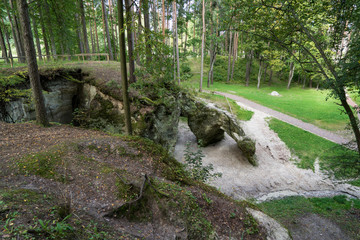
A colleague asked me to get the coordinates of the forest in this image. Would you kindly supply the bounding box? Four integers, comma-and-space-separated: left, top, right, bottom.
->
0, 0, 360, 239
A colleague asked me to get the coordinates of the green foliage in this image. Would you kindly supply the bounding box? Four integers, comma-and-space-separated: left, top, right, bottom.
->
269, 118, 359, 178
183, 142, 222, 182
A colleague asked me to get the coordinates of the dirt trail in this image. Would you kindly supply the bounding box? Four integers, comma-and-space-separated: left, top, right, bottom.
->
174, 102, 360, 202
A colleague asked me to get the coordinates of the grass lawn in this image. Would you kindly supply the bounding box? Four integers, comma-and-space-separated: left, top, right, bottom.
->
269, 118, 359, 178
184, 57, 350, 131
258, 196, 360, 239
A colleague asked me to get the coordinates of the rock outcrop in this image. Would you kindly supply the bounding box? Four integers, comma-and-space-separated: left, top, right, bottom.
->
182, 95, 257, 166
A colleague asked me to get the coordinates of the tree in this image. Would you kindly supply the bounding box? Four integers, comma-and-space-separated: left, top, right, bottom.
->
199, 0, 205, 92
17, 0, 49, 126
118, 0, 132, 135
173, 0, 180, 85
79, 0, 90, 57
125, 0, 136, 83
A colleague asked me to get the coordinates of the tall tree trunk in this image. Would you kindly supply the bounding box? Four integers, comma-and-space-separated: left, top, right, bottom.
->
162, 0, 165, 42
227, 31, 233, 83
43, 0, 57, 59
0, 24, 8, 63
231, 32, 237, 80
136, 0, 142, 65
199, 0, 205, 92
192, 18, 195, 53
287, 61, 295, 89
10, 0, 25, 62
76, 14, 85, 54
108, 0, 117, 60
257, 59, 263, 89
183, 0, 190, 53
31, 16, 42, 60
17, 0, 49, 126
4, 0, 21, 62
3, 22, 13, 66
144, 0, 152, 64
118, 0, 132, 135
125, 0, 136, 83
93, 0, 100, 53
245, 50, 253, 86
89, 14, 95, 53
173, 0, 180, 84
39, 5, 50, 60
101, 0, 113, 60
79, 0, 90, 57
153, 0, 157, 32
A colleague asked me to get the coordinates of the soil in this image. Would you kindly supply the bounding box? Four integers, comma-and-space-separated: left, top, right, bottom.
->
0, 121, 267, 239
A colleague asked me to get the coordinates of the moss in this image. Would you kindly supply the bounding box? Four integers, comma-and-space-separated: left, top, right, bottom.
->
16, 147, 66, 181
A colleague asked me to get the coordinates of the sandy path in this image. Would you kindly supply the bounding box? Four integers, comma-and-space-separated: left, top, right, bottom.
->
174, 102, 360, 202
214, 91, 352, 145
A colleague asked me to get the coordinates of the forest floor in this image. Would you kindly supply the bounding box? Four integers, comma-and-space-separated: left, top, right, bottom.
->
0, 121, 268, 239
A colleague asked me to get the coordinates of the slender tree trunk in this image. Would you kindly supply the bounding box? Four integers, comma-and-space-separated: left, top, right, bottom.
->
17, 0, 49, 126
0, 25, 8, 63
245, 50, 253, 86
227, 31, 233, 83
10, 0, 25, 62
4, 0, 21, 62
76, 14, 85, 54
39, 5, 50, 60
309, 78, 313, 88
153, 0, 157, 32
183, 0, 190, 53
192, 18, 195, 53
231, 32, 237, 80
136, 0, 142, 65
199, 0, 205, 92
118, 0, 132, 135
173, 1, 180, 84
43, 0, 57, 59
89, 14, 95, 53
144, 0, 152, 64
287, 61, 295, 89
162, 0, 165, 42
125, 0, 136, 83
108, 0, 117, 60
257, 59, 263, 89
79, 0, 90, 58
31, 16, 42, 60
101, 0, 113, 60
3, 23, 13, 66
93, 0, 100, 53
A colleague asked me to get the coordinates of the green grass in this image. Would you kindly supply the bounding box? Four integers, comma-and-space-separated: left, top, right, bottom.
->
258, 196, 360, 239
184, 57, 349, 131
197, 92, 254, 121
268, 118, 359, 178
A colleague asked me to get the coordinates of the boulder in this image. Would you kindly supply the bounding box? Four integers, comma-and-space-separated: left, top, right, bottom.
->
184, 97, 257, 165
187, 101, 225, 146
270, 91, 281, 97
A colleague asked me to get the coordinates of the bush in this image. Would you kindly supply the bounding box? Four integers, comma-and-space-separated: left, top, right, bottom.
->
183, 142, 222, 182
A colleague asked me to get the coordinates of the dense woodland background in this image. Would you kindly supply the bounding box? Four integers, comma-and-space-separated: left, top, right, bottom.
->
1, 0, 360, 152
